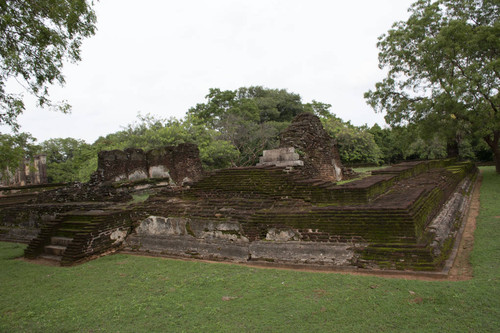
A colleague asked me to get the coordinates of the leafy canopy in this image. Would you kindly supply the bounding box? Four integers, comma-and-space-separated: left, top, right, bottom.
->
187, 87, 307, 166
0, 0, 97, 130
365, 0, 499, 171
0, 132, 36, 182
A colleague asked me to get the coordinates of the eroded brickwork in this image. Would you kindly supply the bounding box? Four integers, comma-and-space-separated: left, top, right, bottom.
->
279, 113, 344, 181
96, 143, 203, 185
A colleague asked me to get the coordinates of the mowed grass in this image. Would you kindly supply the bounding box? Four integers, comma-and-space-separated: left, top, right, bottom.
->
0, 167, 499, 332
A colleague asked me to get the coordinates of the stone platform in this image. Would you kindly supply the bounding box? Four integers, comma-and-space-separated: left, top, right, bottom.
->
0, 142, 477, 271
123, 159, 477, 271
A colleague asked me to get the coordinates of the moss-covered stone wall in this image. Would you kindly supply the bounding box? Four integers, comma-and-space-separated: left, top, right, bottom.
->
128, 160, 477, 271
18, 159, 476, 271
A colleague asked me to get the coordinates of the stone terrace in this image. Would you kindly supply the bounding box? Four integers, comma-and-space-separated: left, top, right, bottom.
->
2, 156, 476, 271
125, 159, 477, 271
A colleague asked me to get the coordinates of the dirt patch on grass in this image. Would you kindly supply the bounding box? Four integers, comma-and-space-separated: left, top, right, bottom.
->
447, 174, 481, 280
18, 257, 62, 267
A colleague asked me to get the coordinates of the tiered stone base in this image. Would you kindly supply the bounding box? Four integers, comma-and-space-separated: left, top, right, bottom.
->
124, 159, 477, 271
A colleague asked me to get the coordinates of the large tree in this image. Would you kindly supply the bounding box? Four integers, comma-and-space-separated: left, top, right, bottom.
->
187, 87, 305, 166
365, 0, 500, 172
0, 0, 97, 130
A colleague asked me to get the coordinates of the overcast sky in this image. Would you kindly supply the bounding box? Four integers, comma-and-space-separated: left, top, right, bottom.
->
4, 0, 416, 143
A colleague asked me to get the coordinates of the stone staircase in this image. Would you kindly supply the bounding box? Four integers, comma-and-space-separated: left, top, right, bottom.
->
25, 208, 134, 266
35, 214, 100, 262
40, 236, 73, 261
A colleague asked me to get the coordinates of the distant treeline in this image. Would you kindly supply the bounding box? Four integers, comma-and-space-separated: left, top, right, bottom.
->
1, 87, 494, 183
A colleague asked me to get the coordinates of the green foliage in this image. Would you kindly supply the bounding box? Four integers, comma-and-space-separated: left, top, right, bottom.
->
199, 139, 239, 169
407, 136, 447, 160
0, 132, 36, 182
187, 87, 310, 166
76, 155, 97, 182
368, 124, 403, 163
369, 123, 451, 163
304, 100, 335, 119
0, 0, 97, 130
365, 0, 500, 172
0, 168, 499, 331
37, 137, 94, 183
336, 128, 382, 165
236, 86, 305, 123
322, 117, 382, 165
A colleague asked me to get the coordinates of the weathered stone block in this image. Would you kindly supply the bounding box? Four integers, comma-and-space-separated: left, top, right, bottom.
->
257, 147, 304, 167
148, 165, 172, 180
124, 235, 250, 261
249, 241, 361, 265
136, 216, 189, 236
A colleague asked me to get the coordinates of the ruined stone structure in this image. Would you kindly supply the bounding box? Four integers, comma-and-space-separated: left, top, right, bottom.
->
279, 113, 345, 181
1, 155, 48, 187
257, 147, 304, 168
0, 143, 202, 247
0, 120, 478, 274
95, 143, 203, 185
123, 159, 476, 271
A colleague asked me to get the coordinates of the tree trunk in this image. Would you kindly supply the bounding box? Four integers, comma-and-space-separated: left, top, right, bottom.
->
484, 131, 500, 174
494, 145, 500, 174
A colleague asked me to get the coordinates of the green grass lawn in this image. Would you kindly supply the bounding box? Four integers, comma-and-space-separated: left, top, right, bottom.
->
1, 167, 499, 332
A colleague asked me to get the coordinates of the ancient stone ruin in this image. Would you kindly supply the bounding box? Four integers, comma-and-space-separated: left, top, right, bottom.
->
279, 113, 345, 181
123, 159, 475, 271
257, 147, 304, 168
95, 143, 203, 185
1, 155, 48, 187
0, 113, 478, 275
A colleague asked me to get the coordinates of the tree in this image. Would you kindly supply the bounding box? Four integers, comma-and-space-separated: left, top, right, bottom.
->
0, 132, 36, 183
365, 0, 500, 172
188, 86, 306, 126
38, 137, 93, 182
0, 0, 97, 130
187, 87, 308, 166
322, 117, 382, 165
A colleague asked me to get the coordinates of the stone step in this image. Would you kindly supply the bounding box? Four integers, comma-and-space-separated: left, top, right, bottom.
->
61, 219, 93, 224
44, 245, 67, 256
39, 254, 62, 262
55, 229, 82, 238
51, 236, 73, 246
